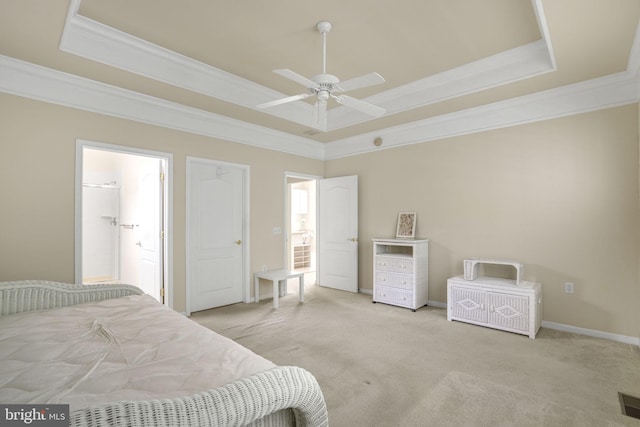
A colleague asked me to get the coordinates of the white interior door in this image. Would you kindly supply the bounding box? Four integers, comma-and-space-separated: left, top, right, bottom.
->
318, 175, 358, 292
187, 158, 245, 314
138, 161, 163, 302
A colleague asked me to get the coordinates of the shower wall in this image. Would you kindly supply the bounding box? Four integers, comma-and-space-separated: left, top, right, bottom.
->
82, 183, 120, 282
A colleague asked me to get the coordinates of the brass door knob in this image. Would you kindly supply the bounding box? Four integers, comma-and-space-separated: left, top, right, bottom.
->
234, 240, 242, 245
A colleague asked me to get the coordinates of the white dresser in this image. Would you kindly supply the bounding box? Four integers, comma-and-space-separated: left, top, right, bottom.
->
372, 238, 429, 311
447, 275, 542, 338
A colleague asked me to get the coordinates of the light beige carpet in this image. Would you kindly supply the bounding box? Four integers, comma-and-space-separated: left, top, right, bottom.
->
404, 371, 625, 427
191, 284, 640, 426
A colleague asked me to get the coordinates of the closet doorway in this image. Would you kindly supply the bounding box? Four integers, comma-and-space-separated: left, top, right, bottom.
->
285, 173, 319, 286
75, 141, 172, 305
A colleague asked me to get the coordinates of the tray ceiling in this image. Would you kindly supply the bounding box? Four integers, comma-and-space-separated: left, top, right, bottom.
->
1, 0, 639, 158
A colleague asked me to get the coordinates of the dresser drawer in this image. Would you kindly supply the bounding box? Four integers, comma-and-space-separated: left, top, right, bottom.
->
375, 271, 413, 290
375, 256, 413, 273
374, 285, 413, 308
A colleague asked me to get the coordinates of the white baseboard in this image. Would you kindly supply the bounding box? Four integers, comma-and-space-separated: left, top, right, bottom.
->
336, 289, 640, 348
427, 300, 447, 309
541, 320, 640, 347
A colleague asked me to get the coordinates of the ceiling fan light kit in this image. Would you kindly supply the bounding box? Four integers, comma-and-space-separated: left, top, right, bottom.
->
257, 21, 386, 132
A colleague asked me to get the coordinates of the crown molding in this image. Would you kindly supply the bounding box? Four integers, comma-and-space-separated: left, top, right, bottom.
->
0, 50, 638, 162
60, 0, 557, 133
1, 1, 638, 162
327, 40, 555, 130
0, 55, 324, 160
323, 70, 639, 159
60, 0, 314, 127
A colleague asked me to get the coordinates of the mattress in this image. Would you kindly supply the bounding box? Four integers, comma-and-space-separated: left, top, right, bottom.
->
0, 294, 275, 413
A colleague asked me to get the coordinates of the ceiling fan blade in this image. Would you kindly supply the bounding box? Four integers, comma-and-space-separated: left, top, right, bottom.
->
257, 93, 312, 109
312, 100, 327, 131
273, 69, 318, 89
336, 95, 386, 117
335, 72, 385, 93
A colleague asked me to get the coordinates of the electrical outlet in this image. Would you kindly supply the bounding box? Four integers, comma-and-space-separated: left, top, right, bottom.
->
564, 282, 574, 294
262, 265, 268, 272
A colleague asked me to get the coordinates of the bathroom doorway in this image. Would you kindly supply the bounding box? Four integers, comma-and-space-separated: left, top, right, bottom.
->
286, 173, 319, 286
76, 141, 171, 304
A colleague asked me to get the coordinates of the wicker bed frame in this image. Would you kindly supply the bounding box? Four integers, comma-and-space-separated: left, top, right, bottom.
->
0, 281, 329, 427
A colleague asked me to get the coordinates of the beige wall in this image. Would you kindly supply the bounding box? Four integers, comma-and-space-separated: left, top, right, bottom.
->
326, 104, 640, 337
1, 92, 639, 337
0, 94, 324, 312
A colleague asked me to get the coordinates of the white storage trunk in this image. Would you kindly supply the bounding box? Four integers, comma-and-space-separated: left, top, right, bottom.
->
447, 275, 542, 338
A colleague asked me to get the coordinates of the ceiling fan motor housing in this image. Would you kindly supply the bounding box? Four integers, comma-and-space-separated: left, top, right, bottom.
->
312, 73, 340, 94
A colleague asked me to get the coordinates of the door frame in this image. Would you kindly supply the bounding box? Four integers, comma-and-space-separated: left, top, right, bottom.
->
185, 157, 250, 316
283, 171, 321, 272
74, 139, 174, 307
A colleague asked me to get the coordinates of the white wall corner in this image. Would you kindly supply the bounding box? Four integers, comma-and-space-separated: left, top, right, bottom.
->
531, 0, 557, 70
625, 19, 640, 101
627, 20, 640, 75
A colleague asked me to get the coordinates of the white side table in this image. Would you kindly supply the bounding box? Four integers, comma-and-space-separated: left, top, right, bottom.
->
254, 269, 304, 309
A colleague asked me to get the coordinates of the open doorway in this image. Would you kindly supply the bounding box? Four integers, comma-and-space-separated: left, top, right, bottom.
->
285, 173, 319, 286
75, 141, 172, 305
285, 173, 359, 293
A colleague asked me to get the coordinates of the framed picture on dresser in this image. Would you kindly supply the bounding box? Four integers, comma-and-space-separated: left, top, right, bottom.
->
396, 212, 416, 238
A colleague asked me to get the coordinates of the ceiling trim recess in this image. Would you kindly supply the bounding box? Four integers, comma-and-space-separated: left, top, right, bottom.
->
60, 0, 314, 128
324, 70, 639, 159
325, 8, 639, 160
60, 0, 557, 133
326, 40, 555, 130
327, 0, 558, 131
0, 1, 637, 161
0, 54, 325, 160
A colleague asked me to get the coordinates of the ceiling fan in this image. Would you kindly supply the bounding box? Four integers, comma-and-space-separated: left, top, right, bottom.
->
257, 21, 386, 131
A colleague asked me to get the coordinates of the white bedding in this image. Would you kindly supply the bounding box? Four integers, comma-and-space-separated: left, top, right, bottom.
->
0, 294, 275, 413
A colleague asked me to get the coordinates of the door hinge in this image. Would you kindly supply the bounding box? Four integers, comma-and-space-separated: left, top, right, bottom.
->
160, 172, 165, 182
160, 230, 165, 239
160, 287, 165, 297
